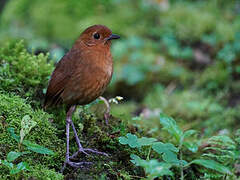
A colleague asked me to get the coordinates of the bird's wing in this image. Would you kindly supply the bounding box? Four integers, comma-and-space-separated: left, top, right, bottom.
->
44, 49, 81, 108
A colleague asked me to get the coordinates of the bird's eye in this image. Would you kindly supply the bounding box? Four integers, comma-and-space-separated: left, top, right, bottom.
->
93, 33, 100, 39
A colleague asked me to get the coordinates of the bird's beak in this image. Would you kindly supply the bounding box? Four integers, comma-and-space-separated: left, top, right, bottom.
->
106, 34, 120, 41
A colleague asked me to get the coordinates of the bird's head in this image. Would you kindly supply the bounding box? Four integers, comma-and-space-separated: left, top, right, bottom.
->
77, 25, 120, 48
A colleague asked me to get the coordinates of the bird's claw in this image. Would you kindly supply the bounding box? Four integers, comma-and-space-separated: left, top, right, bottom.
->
61, 160, 93, 172
70, 148, 108, 159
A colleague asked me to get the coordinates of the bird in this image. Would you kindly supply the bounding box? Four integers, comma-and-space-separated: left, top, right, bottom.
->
43, 25, 120, 170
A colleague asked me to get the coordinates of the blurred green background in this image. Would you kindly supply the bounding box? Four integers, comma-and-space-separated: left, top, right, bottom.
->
1, 0, 240, 179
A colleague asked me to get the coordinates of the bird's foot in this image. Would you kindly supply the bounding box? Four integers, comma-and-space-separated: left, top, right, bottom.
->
70, 148, 108, 159
61, 160, 92, 172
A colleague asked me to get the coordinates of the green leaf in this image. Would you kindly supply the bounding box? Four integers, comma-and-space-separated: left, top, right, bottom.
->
119, 133, 139, 148
130, 154, 173, 178
182, 130, 197, 139
1, 160, 13, 169
8, 128, 54, 155
20, 115, 37, 143
188, 159, 231, 175
10, 168, 21, 175
152, 142, 180, 164
7, 151, 31, 162
10, 162, 29, 174
138, 137, 157, 146
159, 114, 183, 143
8, 128, 20, 142
183, 142, 198, 153
23, 140, 54, 155
119, 133, 157, 148
130, 154, 142, 166
145, 161, 173, 178
17, 162, 29, 171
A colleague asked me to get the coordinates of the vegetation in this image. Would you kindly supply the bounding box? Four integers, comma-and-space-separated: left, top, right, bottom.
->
0, 0, 240, 179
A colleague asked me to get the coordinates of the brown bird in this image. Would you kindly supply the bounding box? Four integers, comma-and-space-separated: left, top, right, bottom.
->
44, 25, 120, 170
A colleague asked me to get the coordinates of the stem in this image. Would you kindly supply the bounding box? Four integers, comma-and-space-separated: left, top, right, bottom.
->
146, 146, 151, 161
180, 150, 184, 180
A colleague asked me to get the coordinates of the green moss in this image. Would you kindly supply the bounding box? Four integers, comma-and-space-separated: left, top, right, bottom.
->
0, 93, 64, 178
143, 86, 240, 136
196, 62, 231, 92
159, 1, 237, 43
0, 40, 54, 106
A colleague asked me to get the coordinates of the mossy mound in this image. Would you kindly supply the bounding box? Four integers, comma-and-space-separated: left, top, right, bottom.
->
0, 40, 54, 107
0, 93, 64, 179
0, 41, 143, 179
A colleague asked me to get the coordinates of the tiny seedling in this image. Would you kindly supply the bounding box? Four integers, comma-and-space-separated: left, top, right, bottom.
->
0, 151, 30, 175
0, 115, 54, 176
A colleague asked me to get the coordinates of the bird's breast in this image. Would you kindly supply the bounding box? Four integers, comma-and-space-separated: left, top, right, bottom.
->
61, 52, 113, 105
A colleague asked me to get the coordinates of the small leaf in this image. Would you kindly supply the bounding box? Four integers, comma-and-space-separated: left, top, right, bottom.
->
138, 137, 157, 146
119, 133, 157, 148
10, 162, 29, 174
17, 162, 29, 171
8, 128, 20, 142
182, 130, 197, 139
20, 115, 37, 143
130, 154, 143, 166
152, 142, 180, 164
8, 128, 54, 155
159, 114, 183, 143
7, 152, 21, 162
188, 159, 231, 175
7, 151, 30, 162
183, 142, 198, 153
130, 154, 173, 178
10, 168, 21, 175
2, 160, 13, 169
119, 133, 139, 148
23, 140, 54, 155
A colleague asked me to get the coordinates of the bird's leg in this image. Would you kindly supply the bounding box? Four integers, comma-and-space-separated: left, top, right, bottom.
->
69, 119, 108, 159
61, 105, 92, 172
99, 96, 110, 125
61, 105, 108, 170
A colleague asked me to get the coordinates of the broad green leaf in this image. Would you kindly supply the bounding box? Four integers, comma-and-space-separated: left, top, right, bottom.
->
23, 140, 54, 155
138, 137, 157, 146
130, 154, 173, 178
8, 128, 54, 155
7, 151, 31, 162
188, 159, 231, 175
119, 133, 138, 148
119, 133, 157, 148
152, 142, 180, 164
8, 128, 20, 142
159, 114, 183, 143
20, 115, 37, 143
130, 154, 143, 166
142, 159, 173, 178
